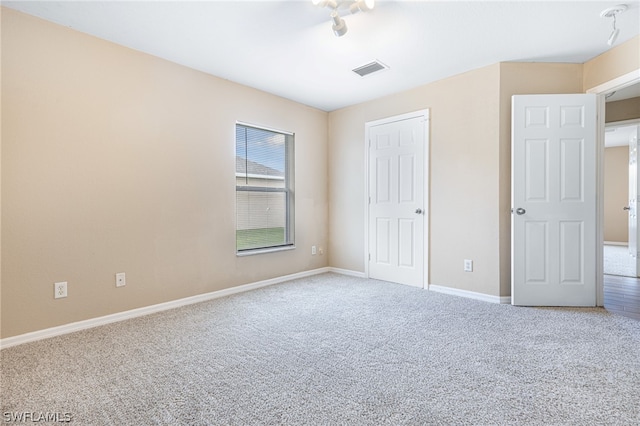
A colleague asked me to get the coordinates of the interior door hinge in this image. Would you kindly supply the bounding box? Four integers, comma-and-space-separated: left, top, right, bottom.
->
368, 253, 371, 261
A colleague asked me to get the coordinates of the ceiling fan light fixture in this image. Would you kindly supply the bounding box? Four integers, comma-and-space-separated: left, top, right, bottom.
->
600, 4, 627, 46
599, 4, 628, 18
313, 0, 337, 9
608, 28, 620, 46
331, 11, 348, 37
350, 0, 375, 14
313, 0, 373, 37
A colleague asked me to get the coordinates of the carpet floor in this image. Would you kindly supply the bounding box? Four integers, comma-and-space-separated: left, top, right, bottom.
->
1, 273, 639, 425
604, 245, 636, 278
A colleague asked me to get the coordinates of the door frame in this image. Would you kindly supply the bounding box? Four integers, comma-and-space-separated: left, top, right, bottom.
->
603, 119, 640, 273
586, 68, 640, 306
364, 109, 430, 288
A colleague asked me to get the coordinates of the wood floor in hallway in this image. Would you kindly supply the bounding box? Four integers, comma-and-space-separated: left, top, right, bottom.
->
604, 274, 640, 320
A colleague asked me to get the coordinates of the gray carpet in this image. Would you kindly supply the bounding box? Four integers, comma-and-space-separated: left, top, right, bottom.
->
604, 244, 637, 278
1, 273, 639, 425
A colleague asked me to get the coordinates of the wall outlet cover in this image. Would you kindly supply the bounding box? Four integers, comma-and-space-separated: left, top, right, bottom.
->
54, 282, 68, 299
116, 272, 126, 287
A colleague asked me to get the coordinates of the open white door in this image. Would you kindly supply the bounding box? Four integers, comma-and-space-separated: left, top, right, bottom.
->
628, 126, 640, 275
512, 94, 597, 306
367, 111, 428, 288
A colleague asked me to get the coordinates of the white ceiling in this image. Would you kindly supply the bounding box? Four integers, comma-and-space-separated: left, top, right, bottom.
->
3, 0, 640, 111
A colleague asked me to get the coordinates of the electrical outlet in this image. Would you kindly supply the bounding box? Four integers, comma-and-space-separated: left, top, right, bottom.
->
311, 245, 317, 255
318, 247, 324, 255
54, 282, 67, 299
464, 259, 473, 272
115, 272, 126, 287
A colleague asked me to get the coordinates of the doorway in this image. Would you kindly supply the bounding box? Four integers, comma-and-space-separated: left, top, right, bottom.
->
591, 74, 640, 318
365, 110, 430, 288
603, 120, 640, 278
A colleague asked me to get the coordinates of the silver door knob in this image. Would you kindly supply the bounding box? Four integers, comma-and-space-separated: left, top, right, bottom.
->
415, 208, 423, 214
514, 207, 526, 215
624, 206, 631, 211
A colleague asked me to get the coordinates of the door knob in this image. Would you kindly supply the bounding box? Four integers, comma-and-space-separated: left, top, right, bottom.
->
415, 208, 423, 214
624, 206, 631, 211
513, 207, 526, 215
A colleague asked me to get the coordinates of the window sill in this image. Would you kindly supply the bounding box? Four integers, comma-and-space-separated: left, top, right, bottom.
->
236, 245, 296, 257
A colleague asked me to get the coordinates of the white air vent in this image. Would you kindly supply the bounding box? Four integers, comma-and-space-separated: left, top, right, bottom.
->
352, 60, 389, 77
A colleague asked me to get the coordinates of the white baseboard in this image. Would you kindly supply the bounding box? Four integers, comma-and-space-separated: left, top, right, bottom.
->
604, 241, 628, 246
0, 267, 331, 350
429, 284, 511, 304
327, 267, 366, 278
1, 268, 510, 349
328, 270, 511, 304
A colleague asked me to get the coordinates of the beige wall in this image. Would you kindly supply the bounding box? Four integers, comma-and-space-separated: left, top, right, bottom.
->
583, 35, 640, 91
329, 64, 503, 297
604, 147, 629, 243
1, 8, 329, 338
606, 97, 640, 123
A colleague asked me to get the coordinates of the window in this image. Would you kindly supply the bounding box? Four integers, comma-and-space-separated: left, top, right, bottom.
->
235, 123, 294, 253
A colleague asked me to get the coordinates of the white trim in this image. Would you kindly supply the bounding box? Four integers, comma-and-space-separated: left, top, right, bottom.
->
236, 245, 296, 257
605, 118, 640, 129
364, 109, 430, 289
429, 284, 511, 304
596, 93, 607, 307
236, 120, 294, 136
365, 109, 430, 128
604, 119, 640, 148
0, 267, 330, 350
604, 241, 628, 246
328, 267, 366, 278
589, 69, 640, 308
586, 69, 640, 95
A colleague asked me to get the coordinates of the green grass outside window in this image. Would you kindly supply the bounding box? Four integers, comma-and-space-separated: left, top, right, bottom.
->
236, 227, 286, 251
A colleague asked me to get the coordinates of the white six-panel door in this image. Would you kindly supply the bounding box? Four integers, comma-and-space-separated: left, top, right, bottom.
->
512, 94, 597, 306
367, 112, 428, 288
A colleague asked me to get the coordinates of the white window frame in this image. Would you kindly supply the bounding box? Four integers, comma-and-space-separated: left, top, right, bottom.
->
235, 122, 295, 255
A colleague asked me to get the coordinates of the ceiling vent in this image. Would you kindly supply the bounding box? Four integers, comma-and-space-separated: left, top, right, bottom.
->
352, 60, 389, 77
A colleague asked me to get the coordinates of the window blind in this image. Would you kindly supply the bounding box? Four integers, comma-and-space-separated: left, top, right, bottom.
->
235, 123, 294, 252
